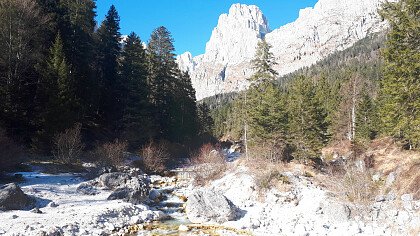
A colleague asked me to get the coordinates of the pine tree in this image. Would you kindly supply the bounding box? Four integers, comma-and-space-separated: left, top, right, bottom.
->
120, 32, 154, 147
287, 76, 328, 162
246, 38, 284, 148
37, 0, 97, 122
314, 76, 340, 142
356, 92, 377, 141
34, 33, 79, 151
95, 5, 122, 135
197, 103, 214, 135
171, 71, 199, 142
249, 39, 278, 84
147, 26, 179, 140
379, 0, 420, 149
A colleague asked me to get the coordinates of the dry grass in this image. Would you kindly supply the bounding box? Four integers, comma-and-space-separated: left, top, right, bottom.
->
190, 143, 227, 186
241, 145, 297, 192
367, 138, 420, 200
95, 140, 128, 167
140, 142, 169, 174
321, 137, 420, 202
53, 124, 84, 164
249, 138, 292, 163
337, 164, 377, 203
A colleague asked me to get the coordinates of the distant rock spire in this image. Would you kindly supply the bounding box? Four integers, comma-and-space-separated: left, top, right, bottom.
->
203, 4, 270, 65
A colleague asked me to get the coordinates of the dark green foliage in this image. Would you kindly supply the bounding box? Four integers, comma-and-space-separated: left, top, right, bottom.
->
314, 76, 341, 140
147, 26, 199, 142
247, 82, 287, 143
356, 92, 378, 141
287, 76, 328, 161
379, 0, 420, 149
34, 33, 80, 152
197, 103, 214, 135
120, 32, 154, 147
0, 0, 50, 142
0, 2, 205, 159
36, 0, 97, 126
169, 71, 199, 142
95, 5, 122, 135
147, 26, 177, 139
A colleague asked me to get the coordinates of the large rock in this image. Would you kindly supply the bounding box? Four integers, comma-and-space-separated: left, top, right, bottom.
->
320, 201, 352, 223
98, 172, 130, 189
76, 182, 99, 195
186, 188, 239, 223
0, 183, 33, 210
107, 176, 149, 204
211, 170, 258, 208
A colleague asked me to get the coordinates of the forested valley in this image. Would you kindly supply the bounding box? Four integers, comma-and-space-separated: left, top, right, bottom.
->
0, 0, 213, 171
0, 0, 419, 235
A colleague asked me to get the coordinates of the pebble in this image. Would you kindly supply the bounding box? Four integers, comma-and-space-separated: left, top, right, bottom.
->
30, 208, 43, 214
178, 224, 189, 231
48, 202, 58, 208
375, 195, 385, 202
401, 194, 413, 202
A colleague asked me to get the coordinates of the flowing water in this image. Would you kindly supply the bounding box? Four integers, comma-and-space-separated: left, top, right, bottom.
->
130, 169, 251, 236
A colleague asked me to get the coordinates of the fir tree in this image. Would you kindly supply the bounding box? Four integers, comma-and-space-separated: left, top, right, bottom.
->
246, 38, 284, 147
169, 71, 199, 142
247, 82, 287, 142
249, 39, 278, 84
287, 76, 328, 162
120, 32, 154, 147
35, 33, 79, 151
379, 0, 420, 149
37, 0, 97, 121
356, 92, 377, 141
147, 26, 179, 140
197, 103, 214, 135
95, 5, 122, 135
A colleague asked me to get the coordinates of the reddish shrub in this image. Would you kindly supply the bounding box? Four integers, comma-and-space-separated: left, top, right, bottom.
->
140, 142, 169, 174
190, 143, 226, 185
95, 140, 128, 167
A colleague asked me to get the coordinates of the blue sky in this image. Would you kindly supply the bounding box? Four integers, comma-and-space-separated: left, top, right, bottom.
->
96, 0, 318, 56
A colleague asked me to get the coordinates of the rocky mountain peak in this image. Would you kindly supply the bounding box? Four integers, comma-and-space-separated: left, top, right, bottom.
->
203, 3, 270, 65
177, 0, 389, 100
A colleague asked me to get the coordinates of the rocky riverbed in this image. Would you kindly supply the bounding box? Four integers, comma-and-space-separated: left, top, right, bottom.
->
0, 160, 419, 235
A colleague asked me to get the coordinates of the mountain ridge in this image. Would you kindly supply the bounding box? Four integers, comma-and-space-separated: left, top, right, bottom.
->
177, 0, 390, 100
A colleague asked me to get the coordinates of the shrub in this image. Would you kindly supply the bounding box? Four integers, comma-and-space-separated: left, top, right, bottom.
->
190, 143, 226, 185
95, 140, 128, 167
336, 163, 377, 204
140, 142, 169, 174
256, 168, 291, 190
53, 124, 84, 164
249, 138, 292, 164
0, 128, 24, 171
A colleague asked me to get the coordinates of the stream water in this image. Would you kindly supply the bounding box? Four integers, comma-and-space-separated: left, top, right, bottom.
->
130, 168, 250, 236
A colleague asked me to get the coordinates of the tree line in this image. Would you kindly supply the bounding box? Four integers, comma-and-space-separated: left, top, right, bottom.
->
209, 0, 419, 162
0, 0, 213, 155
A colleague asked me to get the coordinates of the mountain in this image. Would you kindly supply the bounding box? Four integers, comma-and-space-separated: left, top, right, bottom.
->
177, 0, 390, 100
202, 32, 385, 111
